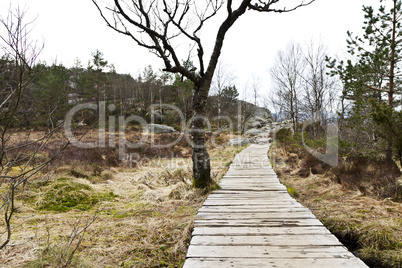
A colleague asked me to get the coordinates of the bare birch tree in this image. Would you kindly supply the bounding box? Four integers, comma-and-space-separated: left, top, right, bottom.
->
0, 6, 67, 249
302, 40, 336, 134
211, 62, 236, 128
270, 42, 304, 131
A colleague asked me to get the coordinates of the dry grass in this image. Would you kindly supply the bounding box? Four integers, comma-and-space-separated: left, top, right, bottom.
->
0, 131, 243, 267
270, 145, 402, 268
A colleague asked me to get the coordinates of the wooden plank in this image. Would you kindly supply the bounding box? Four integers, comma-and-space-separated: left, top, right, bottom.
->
202, 202, 299, 207
203, 200, 296, 206
199, 207, 310, 213
194, 219, 323, 227
192, 226, 333, 236
186, 245, 357, 259
183, 258, 368, 268
190, 235, 343, 246
195, 212, 317, 220
207, 194, 292, 199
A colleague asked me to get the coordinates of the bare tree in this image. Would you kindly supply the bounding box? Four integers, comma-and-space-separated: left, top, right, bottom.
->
92, 0, 315, 188
270, 42, 304, 131
301, 40, 336, 133
211, 62, 236, 128
250, 75, 261, 106
0, 6, 68, 249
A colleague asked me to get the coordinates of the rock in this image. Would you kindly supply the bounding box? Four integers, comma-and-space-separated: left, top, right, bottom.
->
77, 121, 86, 126
254, 107, 272, 119
146, 109, 165, 122
251, 121, 262, 129
229, 137, 252, 146
245, 128, 263, 136
248, 116, 271, 129
255, 137, 272, 144
253, 116, 267, 124
145, 124, 178, 134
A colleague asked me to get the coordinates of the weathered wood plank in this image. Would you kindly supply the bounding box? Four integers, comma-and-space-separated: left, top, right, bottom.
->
203, 200, 296, 206
192, 226, 333, 236
195, 212, 317, 220
194, 218, 323, 227
190, 235, 343, 246
186, 245, 357, 259
199, 207, 309, 213
183, 258, 368, 268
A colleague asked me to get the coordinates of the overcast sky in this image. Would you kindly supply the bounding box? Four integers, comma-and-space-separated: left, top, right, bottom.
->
1, 0, 381, 103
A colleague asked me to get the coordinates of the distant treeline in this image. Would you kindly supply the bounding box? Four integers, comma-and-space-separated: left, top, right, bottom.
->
0, 50, 263, 131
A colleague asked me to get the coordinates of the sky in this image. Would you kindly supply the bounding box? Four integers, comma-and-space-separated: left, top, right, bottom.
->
0, 0, 381, 103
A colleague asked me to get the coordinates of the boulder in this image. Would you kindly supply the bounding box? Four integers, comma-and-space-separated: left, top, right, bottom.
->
255, 137, 272, 144
248, 116, 271, 129
251, 121, 263, 129
253, 116, 267, 124
229, 137, 252, 146
145, 124, 178, 134
146, 109, 165, 122
245, 128, 263, 136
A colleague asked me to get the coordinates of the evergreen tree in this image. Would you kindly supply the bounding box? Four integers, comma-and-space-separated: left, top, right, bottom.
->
328, 0, 402, 164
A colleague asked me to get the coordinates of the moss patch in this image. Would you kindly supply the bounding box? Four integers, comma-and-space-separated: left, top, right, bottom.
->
35, 178, 116, 212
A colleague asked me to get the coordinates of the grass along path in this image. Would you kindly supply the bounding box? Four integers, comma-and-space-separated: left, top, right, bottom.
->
270, 145, 402, 268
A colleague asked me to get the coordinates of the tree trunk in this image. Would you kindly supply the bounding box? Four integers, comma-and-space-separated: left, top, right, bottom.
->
386, 0, 397, 165
191, 81, 212, 188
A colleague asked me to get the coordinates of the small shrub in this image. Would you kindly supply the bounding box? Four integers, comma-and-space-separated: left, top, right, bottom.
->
297, 167, 310, 178
69, 169, 89, 179
276, 128, 292, 143
300, 154, 329, 175
91, 163, 103, 176
101, 171, 114, 181
213, 134, 226, 145
331, 157, 401, 199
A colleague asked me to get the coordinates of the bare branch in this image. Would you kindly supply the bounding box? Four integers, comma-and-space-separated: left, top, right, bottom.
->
248, 0, 315, 13
365, 84, 390, 93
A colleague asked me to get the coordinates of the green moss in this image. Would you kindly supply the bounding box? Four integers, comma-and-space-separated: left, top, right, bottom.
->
209, 182, 221, 191
36, 178, 116, 212
285, 184, 299, 199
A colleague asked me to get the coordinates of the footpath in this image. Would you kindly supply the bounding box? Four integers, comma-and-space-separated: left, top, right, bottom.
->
183, 143, 368, 267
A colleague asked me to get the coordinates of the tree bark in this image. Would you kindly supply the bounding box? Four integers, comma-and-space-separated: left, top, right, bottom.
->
385, 0, 397, 164
191, 80, 212, 188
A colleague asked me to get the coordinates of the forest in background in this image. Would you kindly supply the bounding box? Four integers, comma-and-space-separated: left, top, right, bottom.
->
0, 50, 258, 133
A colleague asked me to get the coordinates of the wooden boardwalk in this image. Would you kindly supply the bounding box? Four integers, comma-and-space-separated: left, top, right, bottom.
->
183, 144, 368, 267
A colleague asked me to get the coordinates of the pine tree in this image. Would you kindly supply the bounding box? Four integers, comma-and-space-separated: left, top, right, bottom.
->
328, 0, 402, 164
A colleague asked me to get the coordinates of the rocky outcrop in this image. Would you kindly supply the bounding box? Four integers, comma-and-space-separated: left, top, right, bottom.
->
229, 137, 252, 146
145, 124, 178, 134
245, 128, 263, 136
